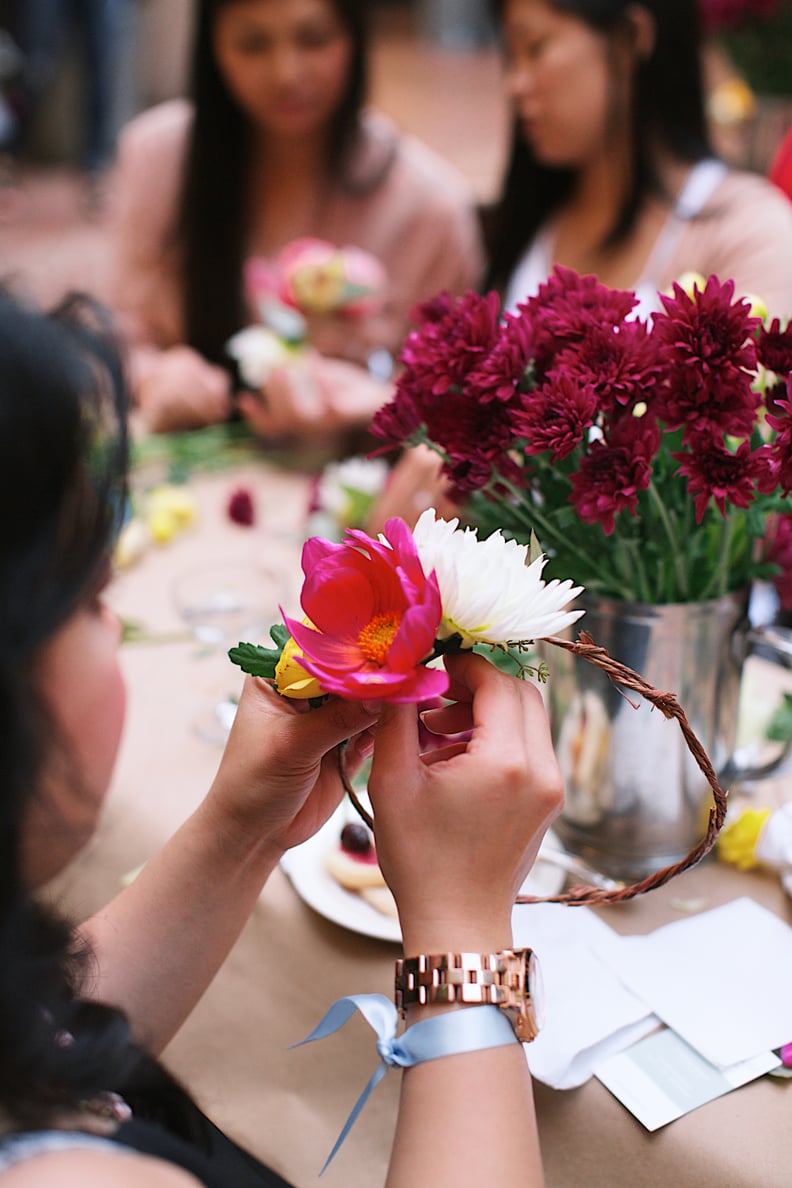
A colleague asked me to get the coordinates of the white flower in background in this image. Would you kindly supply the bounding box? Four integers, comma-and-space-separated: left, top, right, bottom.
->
317, 456, 389, 519
225, 325, 300, 389
411, 510, 585, 647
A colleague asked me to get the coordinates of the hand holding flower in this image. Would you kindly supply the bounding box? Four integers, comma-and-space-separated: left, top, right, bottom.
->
368, 650, 564, 954
205, 675, 378, 857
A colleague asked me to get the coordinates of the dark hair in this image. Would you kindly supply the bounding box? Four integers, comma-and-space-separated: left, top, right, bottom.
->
0, 289, 221, 1142
0, 287, 136, 1124
176, 0, 370, 368
485, 0, 713, 292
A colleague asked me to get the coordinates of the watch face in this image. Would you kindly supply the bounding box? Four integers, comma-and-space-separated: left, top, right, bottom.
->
528, 950, 546, 1031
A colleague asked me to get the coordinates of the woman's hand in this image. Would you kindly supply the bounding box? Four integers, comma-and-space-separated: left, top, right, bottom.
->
365, 444, 459, 535
237, 354, 388, 439
205, 676, 378, 855
136, 346, 232, 432
368, 651, 563, 954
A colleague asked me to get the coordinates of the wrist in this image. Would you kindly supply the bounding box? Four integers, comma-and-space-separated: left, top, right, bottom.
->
399, 915, 513, 958
195, 794, 283, 877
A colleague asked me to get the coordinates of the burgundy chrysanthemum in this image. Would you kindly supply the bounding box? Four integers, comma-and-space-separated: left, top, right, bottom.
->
549, 319, 663, 413
654, 274, 759, 377
522, 265, 638, 372
398, 289, 501, 398
656, 366, 761, 443
763, 513, 792, 611
757, 317, 792, 378
227, 487, 256, 526
515, 371, 599, 460
370, 388, 422, 448
465, 309, 535, 402
569, 417, 660, 535
674, 439, 766, 522
425, 386, 523, 498
757, 395, 792, 494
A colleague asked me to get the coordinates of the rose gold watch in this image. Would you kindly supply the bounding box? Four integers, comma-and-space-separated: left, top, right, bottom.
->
394, 948, 544, 1043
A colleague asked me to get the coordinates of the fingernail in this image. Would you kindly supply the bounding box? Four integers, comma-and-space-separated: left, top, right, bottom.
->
362, 701, 382, 715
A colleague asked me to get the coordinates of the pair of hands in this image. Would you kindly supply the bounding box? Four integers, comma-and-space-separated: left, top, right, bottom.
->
135, 344, 387, 438
210, 651, 563, 949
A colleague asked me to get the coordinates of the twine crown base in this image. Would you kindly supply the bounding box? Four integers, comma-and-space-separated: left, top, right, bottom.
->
338, 630, 729, 908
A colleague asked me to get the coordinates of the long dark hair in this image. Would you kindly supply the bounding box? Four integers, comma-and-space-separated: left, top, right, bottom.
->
486, 0, 713, 292
0, 290, 204, 1139
176, 0, 370, 368
0, 287, 134, 1125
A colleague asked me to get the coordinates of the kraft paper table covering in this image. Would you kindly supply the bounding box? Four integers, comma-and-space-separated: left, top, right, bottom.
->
42, 461, 792, 1188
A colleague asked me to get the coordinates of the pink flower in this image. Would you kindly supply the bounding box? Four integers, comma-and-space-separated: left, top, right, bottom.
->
245, 239, 386, 318
282, 518, 447, 703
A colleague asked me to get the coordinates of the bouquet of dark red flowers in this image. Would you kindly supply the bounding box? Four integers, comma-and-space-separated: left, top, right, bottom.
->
371, 267, 792, 607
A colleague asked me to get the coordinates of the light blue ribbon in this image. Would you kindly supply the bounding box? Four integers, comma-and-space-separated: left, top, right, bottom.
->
291, 993, 517, 1173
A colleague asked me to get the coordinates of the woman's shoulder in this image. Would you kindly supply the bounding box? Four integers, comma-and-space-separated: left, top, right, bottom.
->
710, 165, 792, 225
0, 1143, 200, 1187
354, 109, 477, 209
117, 99, 193, 163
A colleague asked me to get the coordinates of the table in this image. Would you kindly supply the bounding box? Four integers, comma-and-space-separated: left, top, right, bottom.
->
44, 458, 792, 1188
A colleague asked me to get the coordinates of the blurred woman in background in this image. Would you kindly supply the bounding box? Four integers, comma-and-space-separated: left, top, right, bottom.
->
109, 0, 483, 437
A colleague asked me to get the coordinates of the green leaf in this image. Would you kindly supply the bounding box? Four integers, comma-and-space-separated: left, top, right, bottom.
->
228, 640, 283, 679
269, 622, 291, 648
766, 693, 792, 744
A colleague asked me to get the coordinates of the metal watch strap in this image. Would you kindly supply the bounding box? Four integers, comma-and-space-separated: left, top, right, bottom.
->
394, 949, 540, 1043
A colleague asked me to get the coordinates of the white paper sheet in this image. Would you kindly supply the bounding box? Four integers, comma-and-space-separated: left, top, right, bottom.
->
594, 1028, 779, 1131
512, 903, 656, 1088
598, 897, 792, 1068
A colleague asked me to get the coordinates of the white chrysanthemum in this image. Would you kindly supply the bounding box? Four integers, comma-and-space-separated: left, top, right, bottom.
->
412, 510, 585, 647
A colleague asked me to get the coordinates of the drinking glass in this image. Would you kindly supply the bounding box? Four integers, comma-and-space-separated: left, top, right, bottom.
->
173, 561, 286, 744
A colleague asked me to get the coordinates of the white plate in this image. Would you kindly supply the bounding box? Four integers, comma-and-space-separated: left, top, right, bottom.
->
280, 805, 566, 944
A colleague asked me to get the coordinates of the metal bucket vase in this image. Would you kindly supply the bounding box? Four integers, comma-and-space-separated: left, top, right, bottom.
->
541, 591, 792, 882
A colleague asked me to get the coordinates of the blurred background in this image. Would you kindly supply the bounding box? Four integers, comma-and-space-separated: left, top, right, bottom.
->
0, 0, 790, 308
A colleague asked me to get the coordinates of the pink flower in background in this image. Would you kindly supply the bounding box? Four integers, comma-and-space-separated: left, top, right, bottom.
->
282, 518, 447, 703
245, 238, 387, 319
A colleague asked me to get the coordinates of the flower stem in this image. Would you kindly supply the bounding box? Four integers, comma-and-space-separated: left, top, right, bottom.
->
494, 479, 607, 584
647, 479, 688, 601
699, 511, 736, 601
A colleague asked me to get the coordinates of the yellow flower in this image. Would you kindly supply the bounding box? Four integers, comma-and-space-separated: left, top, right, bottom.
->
146, 485, 196, 544
274, 629, 324, 700
673, 271, 707, 299
113, 517, 149, 569
717, 806, 772, 871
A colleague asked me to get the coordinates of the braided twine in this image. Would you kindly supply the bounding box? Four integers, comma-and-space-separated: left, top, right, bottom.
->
340, 629, 730, 908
